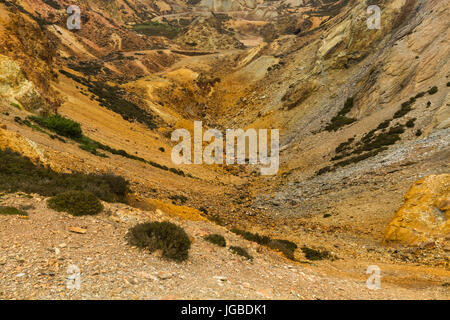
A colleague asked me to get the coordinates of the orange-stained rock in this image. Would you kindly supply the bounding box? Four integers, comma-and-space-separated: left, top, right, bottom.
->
0, 127, 45, 163
383, 174, 450, 246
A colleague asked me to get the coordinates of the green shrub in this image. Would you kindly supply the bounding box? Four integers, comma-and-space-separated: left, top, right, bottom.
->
169, 194, 188, 205
231, 228, 297, 260
428, 86, 438, 95
325, 115, 356, 132
415, 92, 426, 99
324, 97, 356, 132
0, 149, 129, 202
29, 115, 82, 139
377, 119, 391, 130
207, 214, 225, 226
127, 222, 191, 262
393, 101, 413, 119
204, 234, 226, 247
133, 21, 180, 39
339, 97, 354, 116
10, 102, 21, 110
47, 191, 104, 216
42, 0, 61, 9
316, 166, 333, 176
229, 246, 253, 260
335, 138, 355, 153
406, 118, 416, 128
301, 246, 331, 261
0, 206, 28, 216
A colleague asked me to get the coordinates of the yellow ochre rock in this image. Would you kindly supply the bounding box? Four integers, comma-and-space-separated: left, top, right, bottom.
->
383, 174, 450, 246
0, 126, 46, 163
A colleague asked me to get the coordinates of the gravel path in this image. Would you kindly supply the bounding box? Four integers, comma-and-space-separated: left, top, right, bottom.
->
1, 193, 448, 300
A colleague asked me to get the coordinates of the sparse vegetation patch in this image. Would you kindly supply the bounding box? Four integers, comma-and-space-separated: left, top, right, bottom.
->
59, 70, 157, 130
324, 97, 356, 132
133, 21, 180, 39
127, 222, 191, 262
0, 206, 28, 216
301, 246, 331, 261
229, 246, 253, 260
428, 86, 438, 95
231, 228, 297, 260
316, 90, 430, 175
0, 149, 129, 203
204, 234, 226, 247
27, 113, 190, 178
47, 191, 104, 216
29, 114, 82, 139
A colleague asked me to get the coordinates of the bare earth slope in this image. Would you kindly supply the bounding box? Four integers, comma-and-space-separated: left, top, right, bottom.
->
0, 0, 449, 299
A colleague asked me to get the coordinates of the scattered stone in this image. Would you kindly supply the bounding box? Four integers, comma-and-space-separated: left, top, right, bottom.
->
157, 272, 172, 280
256, 288, 274, 298
69, 227, 87, 234
214, 276, 228, 282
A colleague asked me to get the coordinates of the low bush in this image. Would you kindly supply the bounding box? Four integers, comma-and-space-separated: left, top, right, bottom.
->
0, 149, 129, 203
229, 246, 253, 260
133, 21, 180, 39
406, 118, 416, 128
0, 206, 28, 216
204, 234, 226, 247
206, 214, 225, 226
335, 138, 355, 153
47, 191, 104, 216
415, 92, 426, 99
325, 115, 356, 132
28, 113, 187, 177
301, 246, 331, 261
10, 102, 21, 110
339, 97, 355, 116
393, 100, 413, 119
29, 115, 82, 139
428, 86, 438, 95
127, 222, 191, 262
324, 97, 357, 132
169, 194, 188, 205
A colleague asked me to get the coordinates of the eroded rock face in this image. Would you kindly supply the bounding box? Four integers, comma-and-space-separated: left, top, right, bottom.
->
0, 55, 45, 112
383, 174, 450, 246
175, 16, 245, 50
